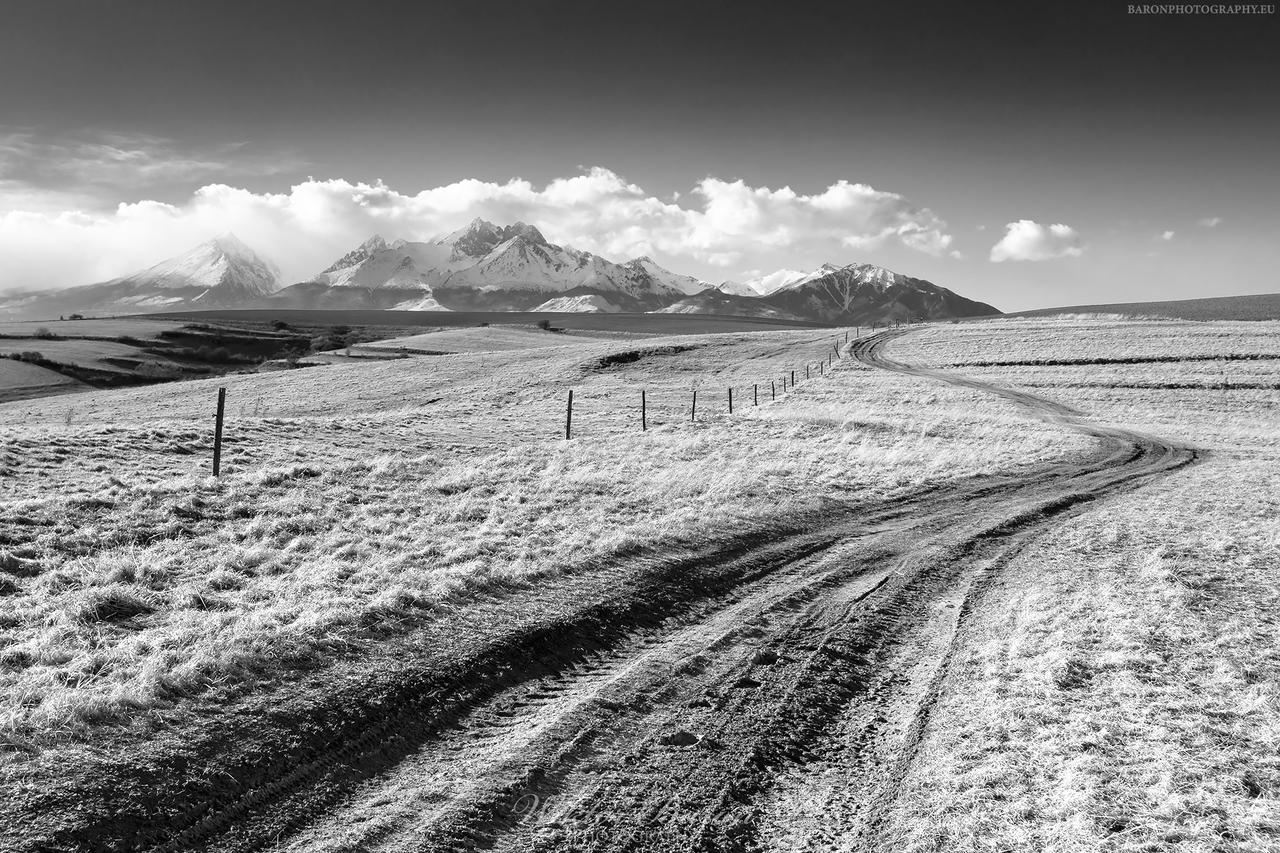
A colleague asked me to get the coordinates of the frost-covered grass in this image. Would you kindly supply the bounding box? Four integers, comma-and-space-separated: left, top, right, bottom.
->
0, 327, 1086, 749
909, 317, 1280, 366
885, 319, 1280, 852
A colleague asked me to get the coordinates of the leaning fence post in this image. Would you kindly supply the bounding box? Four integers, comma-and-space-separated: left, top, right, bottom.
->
806, 365, 810, 379
641, 389, 647, 432
691, 389, 697, 422
565, 389, 573, 439
212, 386, 226, 477
728, 387, 733, 414
771, 380, 776, 400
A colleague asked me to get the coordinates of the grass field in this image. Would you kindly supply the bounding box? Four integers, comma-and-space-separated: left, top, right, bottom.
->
0, 317, 318, 405
0, 324, 1090, 748
884, 318, 1280, 852
352, 324, 600, 354
0, 360, 85, 404
2, 315, 1276, 851
0, 318, 183, 341
0, 339, 186, 374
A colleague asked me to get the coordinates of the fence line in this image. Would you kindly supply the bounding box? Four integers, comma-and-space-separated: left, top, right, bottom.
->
202, 327, 894, 468
556, 328, 867, 439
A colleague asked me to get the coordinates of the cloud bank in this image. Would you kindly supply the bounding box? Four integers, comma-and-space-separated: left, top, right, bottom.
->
0, 168, 956, 293
989, 219, 1084, 262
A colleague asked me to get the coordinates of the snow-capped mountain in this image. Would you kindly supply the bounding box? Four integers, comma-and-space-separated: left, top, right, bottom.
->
116, 233, 280, 298
533, 294, 621, 313
624, 257, 710, 296
0, 234, 280, 319
0, 220, 1001, 324
655, 290, 804, 320
760, 262, 997, 323
716, 280, 765, 298
718, 269, 809, 298
276, 219, 689, 312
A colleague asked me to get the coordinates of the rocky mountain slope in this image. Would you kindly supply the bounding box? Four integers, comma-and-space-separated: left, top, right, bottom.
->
272, 219, 692, 312
762, 263, 997, 323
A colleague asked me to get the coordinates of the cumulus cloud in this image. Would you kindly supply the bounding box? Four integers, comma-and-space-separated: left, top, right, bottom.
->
1160, 230, 1175, 241
1198, 216, 1223, 228
989, 219, 1084, 262
0, 168, 957, 292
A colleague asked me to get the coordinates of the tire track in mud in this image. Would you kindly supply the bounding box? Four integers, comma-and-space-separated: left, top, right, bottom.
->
3, 329, 1202, 853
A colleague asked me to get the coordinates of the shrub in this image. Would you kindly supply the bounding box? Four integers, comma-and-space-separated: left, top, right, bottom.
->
271, 320, 290, 331
536, 319, 552, 331
33, 327, 57, 340
135, 361, 182, 379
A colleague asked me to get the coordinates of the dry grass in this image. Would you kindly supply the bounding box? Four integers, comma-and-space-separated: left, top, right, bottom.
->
354, 324, 587, 353
884, 318, 1280, 852
912, 316, 1280, 366
0, 327, 1087, 749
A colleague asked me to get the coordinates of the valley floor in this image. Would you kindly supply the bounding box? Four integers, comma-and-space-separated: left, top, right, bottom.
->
0, 317, 1275, 851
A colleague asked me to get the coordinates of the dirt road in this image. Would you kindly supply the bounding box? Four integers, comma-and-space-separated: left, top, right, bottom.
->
5, 329, 1201, 852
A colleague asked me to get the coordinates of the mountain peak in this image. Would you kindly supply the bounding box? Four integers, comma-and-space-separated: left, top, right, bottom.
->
208, 232, 257, 258
360, 234, 388, 252
506, 221, 546, 244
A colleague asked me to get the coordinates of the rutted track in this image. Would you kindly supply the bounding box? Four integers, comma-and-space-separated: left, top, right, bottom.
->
3, 329, 1202, 853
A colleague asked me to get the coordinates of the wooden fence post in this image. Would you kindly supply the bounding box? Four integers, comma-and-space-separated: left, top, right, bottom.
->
771, 380, 776, 400
565, 389, 573, 439
806, 365, 810, 379
753, 383, 758, 406
212, 387, 226, 477
791, 369, 796, 386
641, 389, 646, 432
728, 387, 733, 414
691, 389, 697, 422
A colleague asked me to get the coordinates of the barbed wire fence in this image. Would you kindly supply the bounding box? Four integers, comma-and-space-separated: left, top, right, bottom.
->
203, 323, 908, 474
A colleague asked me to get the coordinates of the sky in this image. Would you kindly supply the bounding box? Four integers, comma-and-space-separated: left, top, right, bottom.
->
0, 0, 1276, 310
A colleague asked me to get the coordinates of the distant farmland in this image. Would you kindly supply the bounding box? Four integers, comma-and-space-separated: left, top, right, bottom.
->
1008, 290, 1280, 321
150, 308, 835, 335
